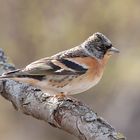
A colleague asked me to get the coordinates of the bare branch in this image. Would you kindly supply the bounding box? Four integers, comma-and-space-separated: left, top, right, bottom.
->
0, 49, 126, 140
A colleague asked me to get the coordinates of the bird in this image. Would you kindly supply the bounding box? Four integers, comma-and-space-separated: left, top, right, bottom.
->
0, 32, 119, 96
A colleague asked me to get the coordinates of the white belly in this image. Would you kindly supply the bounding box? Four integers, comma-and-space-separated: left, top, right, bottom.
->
63, 75, 102, 95
37, 74, 102, 95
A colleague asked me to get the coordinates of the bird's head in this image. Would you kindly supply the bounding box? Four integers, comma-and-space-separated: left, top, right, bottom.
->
82, 32, 119, 59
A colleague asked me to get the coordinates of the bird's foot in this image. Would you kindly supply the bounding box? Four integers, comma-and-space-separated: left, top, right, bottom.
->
54, 92, 66, 99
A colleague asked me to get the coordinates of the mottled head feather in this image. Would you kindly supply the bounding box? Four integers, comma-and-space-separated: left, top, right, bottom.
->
82, 32, 112, 59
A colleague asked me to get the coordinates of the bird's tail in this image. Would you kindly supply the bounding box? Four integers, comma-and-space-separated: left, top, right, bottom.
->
0, 69, 45, 81
0, 69, 24, 78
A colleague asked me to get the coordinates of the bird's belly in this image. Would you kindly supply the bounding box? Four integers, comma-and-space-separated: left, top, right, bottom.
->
37, 73, 102, 95
62, 75, 102, 95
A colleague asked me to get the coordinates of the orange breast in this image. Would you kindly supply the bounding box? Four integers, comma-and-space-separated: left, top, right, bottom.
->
68, 57, 103, 81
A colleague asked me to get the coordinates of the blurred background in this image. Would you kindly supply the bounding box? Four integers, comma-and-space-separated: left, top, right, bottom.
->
0, 0, 140, 140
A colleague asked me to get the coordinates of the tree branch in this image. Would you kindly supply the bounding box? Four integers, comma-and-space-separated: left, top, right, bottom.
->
0, 49, 126, 140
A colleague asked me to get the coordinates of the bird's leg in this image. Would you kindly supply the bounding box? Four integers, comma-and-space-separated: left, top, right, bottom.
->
54, 92, 66, 99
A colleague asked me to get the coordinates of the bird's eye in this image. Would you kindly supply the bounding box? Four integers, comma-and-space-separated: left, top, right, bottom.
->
106, 44, 112, 49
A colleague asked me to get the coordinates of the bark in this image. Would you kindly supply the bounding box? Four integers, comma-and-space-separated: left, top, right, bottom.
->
0, 49, 126, 140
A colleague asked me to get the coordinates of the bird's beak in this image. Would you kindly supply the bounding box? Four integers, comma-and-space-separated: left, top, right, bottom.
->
108, 47, 120, 53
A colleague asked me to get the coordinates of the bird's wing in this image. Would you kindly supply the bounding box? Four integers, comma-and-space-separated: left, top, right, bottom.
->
24, 57, 88, 76
1, 57, 87, 80
23, 46, 89, 76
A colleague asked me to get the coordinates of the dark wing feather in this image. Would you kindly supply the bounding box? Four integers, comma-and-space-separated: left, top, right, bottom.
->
22, 46, 88, 76
59, 59, 87, 72
24, 57, 87, 76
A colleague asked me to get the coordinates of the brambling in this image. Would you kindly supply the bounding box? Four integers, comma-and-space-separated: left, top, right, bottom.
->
1, 32, 119, 95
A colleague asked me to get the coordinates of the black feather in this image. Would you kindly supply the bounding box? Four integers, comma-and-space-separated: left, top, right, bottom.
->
17, 74, 46, 81
47, 61, 61, 71
59, 59, 87, 72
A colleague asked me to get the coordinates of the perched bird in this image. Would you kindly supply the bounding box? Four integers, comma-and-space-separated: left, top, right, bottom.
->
1, 32, 119, 95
